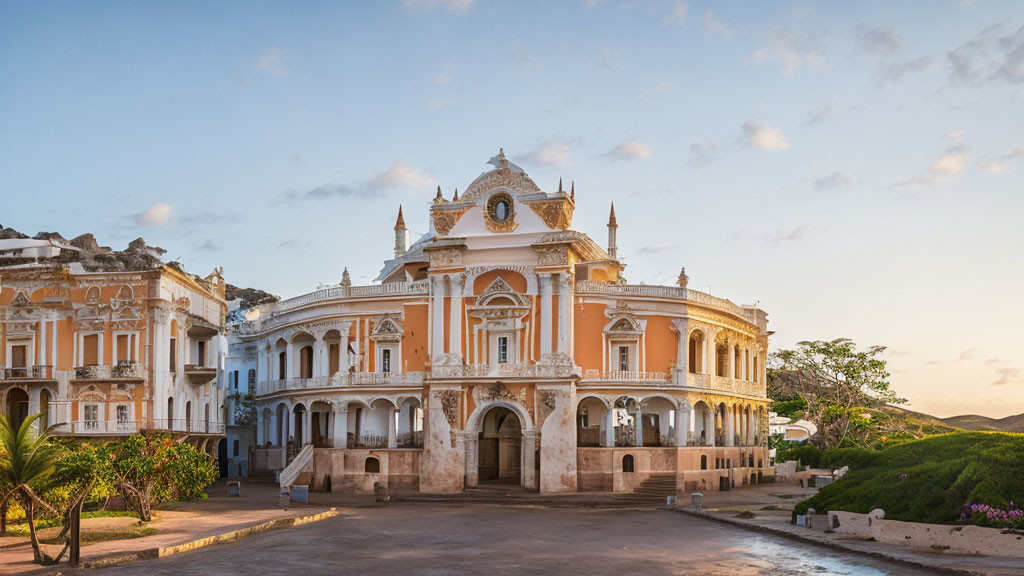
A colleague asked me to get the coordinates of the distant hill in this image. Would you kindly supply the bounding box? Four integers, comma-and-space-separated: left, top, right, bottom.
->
941, 413, 1024, 433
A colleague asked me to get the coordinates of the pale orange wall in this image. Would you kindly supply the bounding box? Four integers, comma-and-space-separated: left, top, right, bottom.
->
573, 302, 606, 372
402, 304, 428, 371
472, 270, 527, 294
58, 318, 73, 370
643, 316, 678, 374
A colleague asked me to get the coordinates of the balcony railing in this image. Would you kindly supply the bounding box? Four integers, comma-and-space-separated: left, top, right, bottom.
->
256, 371, 426, 396
148, 419, 226, 434
574, 280, 756, 322
67, 419, 226, 435
676, 371, 766, 397
71, 420, 138, 434
184, 364, 218, 385
0, 365, 53, 380
431, 363, 577, 379
74, 362, 144, 380
580, 370, 670, 384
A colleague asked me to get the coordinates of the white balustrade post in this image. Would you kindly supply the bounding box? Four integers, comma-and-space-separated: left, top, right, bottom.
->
339, 324, 350, 377
604, 406, 615, 447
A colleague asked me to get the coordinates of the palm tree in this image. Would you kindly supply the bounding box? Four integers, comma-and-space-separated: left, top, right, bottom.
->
0, 413, 59, 564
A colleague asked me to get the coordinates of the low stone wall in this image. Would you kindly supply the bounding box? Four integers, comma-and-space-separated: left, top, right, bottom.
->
311, 448, 422, 494
577, 446, 769, 494
830, 511, 1024, 557
252, 447, 285, 472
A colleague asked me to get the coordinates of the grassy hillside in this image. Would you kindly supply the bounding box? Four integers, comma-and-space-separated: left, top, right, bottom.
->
795, 432, 1024, 524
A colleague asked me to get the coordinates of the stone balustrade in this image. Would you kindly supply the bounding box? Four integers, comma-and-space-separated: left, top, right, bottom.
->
256, 371, 426, 395
580, 370, 670, 384
73, 362, 145, 380
574, 280, 755, 321
673, 371, 766, 397
430, 363, 577, 379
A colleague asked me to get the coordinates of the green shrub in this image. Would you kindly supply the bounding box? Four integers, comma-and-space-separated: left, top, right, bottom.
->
820, 447, 878, 469
776, 443, 821, 468
795, 432, 1024, 524
771, 397, 807, 420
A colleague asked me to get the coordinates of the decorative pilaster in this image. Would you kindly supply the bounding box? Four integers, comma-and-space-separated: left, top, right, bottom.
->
521, 431, 539, 490
556, 272, 570, 354
387, 405, 397, 449
430, 274, 446, 361
539, 273, 553, 357
447, 273, 464, 360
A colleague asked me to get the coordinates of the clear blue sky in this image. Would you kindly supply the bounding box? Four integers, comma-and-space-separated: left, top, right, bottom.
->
2, 1, 1022, 417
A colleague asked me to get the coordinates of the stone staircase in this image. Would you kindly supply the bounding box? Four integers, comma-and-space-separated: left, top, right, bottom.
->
393, 476, 678, 508
246, 470, 279, 485
612, 473, 678, 506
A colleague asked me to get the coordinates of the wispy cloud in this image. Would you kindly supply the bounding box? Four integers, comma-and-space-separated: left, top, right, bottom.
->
604, 140, 653, 161
195, 239, 220, 252
992, 367, 1021, 386
813, 171, 859, 192
948, 22, 1024, 85
879, 56, 935, 83
516, 139, 572, 169
661, 2, 688, 26
594, 45, 618, 69
402, 0, 475, 13
741, 122, 790, 151
282, 158, 433, 201
134, 203, 174, 227
634, 244, 678, 255
854, 24, 903, 56
983, 145, 1024, 173
753, 28, 827, 76
888, 348, 910, 356
702, 9, 734, 37
763, 226, 808, 244
893, 133, 972, 190
433, 71, 451, 85
255, 48, 290, 76
958, 348, 979, 361
689, 141, 718, 167
806, 105, 834, 126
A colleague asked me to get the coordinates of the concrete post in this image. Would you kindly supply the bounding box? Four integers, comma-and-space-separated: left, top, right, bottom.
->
522, 431, 539, 490
333, 408, 348, 449
387, 405, 397, 449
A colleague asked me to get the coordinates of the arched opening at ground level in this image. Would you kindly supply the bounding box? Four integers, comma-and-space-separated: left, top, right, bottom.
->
6, 388, 28, 431
478, 406, 522, 484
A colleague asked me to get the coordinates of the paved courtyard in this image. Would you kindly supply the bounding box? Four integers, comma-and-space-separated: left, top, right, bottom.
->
95, 503, 936, 575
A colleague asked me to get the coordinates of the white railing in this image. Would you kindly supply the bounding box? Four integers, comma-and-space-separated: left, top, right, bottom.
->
580, 370, 670, 384
148, 419, 226, 434
430, 363, 577, 379
256, 371, 426, 395
71, 420, 139, 434
574, 280, 754, 321
675, 371, 766, 397
271, 280, 429, 313
280, 444, 314, 488
73, 362, 145, 380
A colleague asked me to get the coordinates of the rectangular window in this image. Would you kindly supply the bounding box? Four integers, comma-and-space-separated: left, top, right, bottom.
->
197, 341, 206, 367
116, 405, 129, 423
11, 345, 27, 369
618, 346, 629, 372
116, 334, 129, 363
381, 349, 391, 373
169, 338, 177, 372
83, 334, 99, 366
233, 370, 239, 391
497, 336, 509, 364
84, 405, 99, 429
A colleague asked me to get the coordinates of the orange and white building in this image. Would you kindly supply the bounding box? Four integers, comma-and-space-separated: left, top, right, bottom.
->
0, 237, 228, 445
243, 151, 771, 495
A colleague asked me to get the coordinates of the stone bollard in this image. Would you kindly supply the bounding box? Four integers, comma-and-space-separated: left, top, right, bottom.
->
691, 492, 703, 512
278, 486, 291, 509
806, 507, 816, 529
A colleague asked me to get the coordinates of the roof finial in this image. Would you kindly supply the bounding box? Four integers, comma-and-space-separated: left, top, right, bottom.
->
677, 267, 689, 288
558, 177, 563, 192
341, 267, 352, 287
434, 185, 444, 204
608, 202, 617, 227
570, 180, 575, 201
394, 205, 406, 230
499, 148, 505, 159
452, 187, 459, 201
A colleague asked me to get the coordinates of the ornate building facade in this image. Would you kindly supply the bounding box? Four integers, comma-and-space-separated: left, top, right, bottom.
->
245, 151, 770, 495
0, 235, 227, 452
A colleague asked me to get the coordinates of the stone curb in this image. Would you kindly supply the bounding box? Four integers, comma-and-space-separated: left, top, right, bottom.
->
19, 508, 340, 573
673, 507, 987, 576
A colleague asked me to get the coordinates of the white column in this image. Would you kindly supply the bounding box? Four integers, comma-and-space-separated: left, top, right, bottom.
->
464, 433, 479, 487
725, 405, 735, 446
430, 275, 445, 360
387, 405, 397, 449
522, 432, 539, 490
634, 404, 643, 447
256, 410, 265, 445
302, 410, 312, 445
269, 412, 278, 446
333, 407, 348, 448
603, 406, 615, 447
339, 324, 350, 376
728, 343, 735, 379
675, 405, 690, 447
288, 410, 296, 444
706, 409, 715, 447
539, 273, 553, 358
705, 328, 717, 377
675, 319, 688, 376
448, 274, 463, 359
286, 341, 295, 377
312, 336, 323, 377
556, 273, 570, 355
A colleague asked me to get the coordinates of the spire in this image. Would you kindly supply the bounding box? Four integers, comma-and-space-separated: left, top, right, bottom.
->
394, 205, 406, 231
341, 267, 352, 287
570, 180, 575, 202
558, 177, 563, 192
434, 185, 444, 204
607, 202, 618, 260
452, 187, 459, 201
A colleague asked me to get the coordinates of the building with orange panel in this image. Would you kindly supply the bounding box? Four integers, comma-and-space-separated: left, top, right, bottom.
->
244, 151, 771, 496
0, 233, 227, 450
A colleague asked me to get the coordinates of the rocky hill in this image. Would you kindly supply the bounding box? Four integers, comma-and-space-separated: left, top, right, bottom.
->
941, 413, 1024, 433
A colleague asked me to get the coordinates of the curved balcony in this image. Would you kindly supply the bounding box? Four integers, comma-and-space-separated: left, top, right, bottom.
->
255, 371, 426, 396
579, 370, 670, 384
574, 280, 755, 322
184, 363, 217, 385
430, 363, 577, 379
676, 371, 766, 398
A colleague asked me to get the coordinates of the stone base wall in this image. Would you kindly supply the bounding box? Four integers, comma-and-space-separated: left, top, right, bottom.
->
252, 447, 285, 472
831, 511, 1024, 558
577, 446, 769, 494
310, 448, 422, 494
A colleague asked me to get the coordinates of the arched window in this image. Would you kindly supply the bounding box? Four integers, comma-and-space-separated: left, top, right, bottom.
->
365, 457, 381, 474
700, 454, 708, 470
622, 454, 634, 473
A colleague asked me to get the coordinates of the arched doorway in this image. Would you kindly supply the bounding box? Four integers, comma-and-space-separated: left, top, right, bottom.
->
7, 388, 28, 431
478, 406, 522, 484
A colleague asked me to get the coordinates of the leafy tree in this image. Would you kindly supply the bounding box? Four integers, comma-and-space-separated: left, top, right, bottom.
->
0, 414, 59, 564
107, 434, 217, 521
770, 338, 904, 449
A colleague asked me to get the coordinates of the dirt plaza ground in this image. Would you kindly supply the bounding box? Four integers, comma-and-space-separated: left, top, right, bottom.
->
93, 502, 940, 576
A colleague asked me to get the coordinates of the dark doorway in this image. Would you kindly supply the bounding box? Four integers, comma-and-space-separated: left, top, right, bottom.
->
478, 407, 522, 484
217, 438, 228, 478
7, 388, 29, 431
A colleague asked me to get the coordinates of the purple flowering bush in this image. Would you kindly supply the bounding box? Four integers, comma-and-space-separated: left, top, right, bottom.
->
965, 501, 1024, 529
